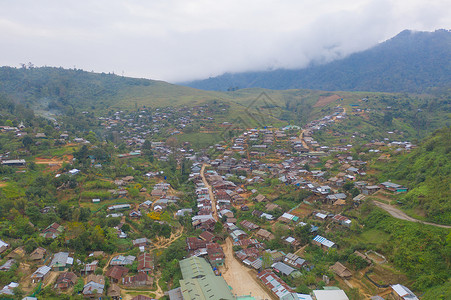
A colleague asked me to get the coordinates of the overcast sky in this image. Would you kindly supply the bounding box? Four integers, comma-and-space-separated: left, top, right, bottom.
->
0, 0, 449, 82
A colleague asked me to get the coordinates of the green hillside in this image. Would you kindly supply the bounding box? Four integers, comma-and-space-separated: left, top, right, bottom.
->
376, 127, 451, 225
0, 66, 227, 111
0, 66, 339, 130
1, 66, 449, 145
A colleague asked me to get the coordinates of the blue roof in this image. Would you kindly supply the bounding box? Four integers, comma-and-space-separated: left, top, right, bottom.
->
313, 235, 335, 248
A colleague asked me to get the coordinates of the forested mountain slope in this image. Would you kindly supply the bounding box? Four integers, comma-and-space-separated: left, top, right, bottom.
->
0, 66, 228, 113
185, 29, 451, 93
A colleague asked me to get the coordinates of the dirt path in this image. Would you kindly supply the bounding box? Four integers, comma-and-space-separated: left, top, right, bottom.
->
200, 163, 218, 221
149, 226, 184, 250
372, 199, 451, 229
221, 238, 273, 300
294, 244, 308, 256
297, 129, 311, 151
314, 94, 342, 107
121, 284, 162, 300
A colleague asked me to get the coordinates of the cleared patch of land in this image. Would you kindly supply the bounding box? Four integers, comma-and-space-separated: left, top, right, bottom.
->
314, 94, 342, 107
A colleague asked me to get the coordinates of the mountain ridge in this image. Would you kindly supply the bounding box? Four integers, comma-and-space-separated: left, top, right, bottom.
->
183, 29, 451, 93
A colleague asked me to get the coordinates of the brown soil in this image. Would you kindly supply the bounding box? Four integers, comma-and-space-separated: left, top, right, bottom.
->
314, 94, 342, 107
369, 264, 409, 286
35, 154, 73, 171
290, 203, 313, 218
366, 252, 386, 264
221, 238, 274, 300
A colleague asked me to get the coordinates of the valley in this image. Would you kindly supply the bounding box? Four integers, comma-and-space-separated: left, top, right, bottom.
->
0, 67, 448, 300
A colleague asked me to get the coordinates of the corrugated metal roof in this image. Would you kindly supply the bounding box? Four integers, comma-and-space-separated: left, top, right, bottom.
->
272, 262, 296, 276
313, 235, 335, 248
0, 239, 8, 248
179, 257, 234, 300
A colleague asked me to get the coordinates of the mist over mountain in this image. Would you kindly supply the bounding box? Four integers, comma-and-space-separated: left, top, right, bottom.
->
184, 29, 451, 93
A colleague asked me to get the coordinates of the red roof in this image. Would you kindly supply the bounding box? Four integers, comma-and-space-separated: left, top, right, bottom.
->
137, 253, 153, 272
106, 266, 128, 281
186, 237, 207, 251
199, 231, 215, 242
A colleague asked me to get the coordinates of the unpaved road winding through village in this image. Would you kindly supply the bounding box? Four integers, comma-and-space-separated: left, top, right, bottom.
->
201, 163, 219, 221
372, 200, 451, 229
221, 238, 274, 300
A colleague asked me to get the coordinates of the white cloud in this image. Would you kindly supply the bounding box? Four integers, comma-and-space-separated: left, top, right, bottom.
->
0, 0, 449, 82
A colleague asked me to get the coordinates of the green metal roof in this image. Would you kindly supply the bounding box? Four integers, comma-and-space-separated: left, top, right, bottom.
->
179, 257, 235, 300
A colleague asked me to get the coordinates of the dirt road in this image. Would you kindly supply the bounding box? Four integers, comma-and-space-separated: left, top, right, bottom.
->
200, 163, 218, 221
221, 238, 273, 300
372, 200, 451, 229
297, 129, 311, 151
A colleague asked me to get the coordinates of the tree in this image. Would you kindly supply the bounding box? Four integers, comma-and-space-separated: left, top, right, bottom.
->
22, 135, 33, 149
294, 224, 311, 246
262, 251, 272, 269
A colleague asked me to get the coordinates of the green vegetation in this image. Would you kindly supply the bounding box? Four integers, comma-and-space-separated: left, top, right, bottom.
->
361, 205, 450, 291
0, 64, 449, 299
375, 127, 451, 224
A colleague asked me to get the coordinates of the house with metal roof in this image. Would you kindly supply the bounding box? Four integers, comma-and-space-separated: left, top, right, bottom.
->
108, 204, 132, 211
257, 269, 293, 299
83, 275, 105, 298
380, 182, 408, 193
1, 159, 26, 166
284, 253, 307, 269
137, 252, 154, 273
40, 222, 64, 239
110, 255, 136, 266
281, 293, 313, 300
312, 289, 349, 300
49, 252, 73, 271
272, 262, 300, 277
230, 229, 248, 241
55, 272, 77, 290
106, 266, 129, 283
0, 282, 19, 296
278, 213, 299, 224
390, 284, 419, 300
0, 259, 15, 271
82, 260, 98, 275
312, 235, 336, 251
31, 265, 51, 283
179, 256, 234, 300
332, 214, 352, 227
0, 239, 9, 254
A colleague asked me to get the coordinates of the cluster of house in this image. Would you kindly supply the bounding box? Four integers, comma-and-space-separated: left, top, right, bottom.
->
189, 169, 216, 231
0, 243, 155, 299
173, 111, 417, 299
185, 232, 225, 267
98, 103, 226, 153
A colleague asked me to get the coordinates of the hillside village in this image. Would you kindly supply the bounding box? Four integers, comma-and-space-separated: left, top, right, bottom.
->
0, 91, 444, 300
